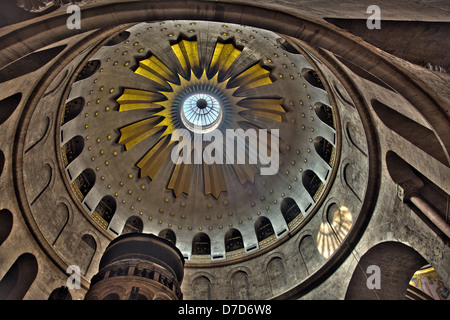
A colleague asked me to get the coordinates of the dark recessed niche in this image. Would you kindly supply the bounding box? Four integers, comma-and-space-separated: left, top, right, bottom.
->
0, 92, 22, 126
105, 31, 131, 46
0, 45, 66, 84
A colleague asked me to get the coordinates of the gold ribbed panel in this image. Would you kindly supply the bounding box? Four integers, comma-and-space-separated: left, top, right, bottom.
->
137, 135, 175, 180
171, 40, 201, 77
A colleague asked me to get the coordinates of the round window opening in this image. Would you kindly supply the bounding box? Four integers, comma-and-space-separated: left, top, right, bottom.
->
181, 93, 223, 133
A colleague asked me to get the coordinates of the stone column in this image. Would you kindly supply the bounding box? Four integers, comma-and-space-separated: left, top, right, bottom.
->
408, 192, 450, 239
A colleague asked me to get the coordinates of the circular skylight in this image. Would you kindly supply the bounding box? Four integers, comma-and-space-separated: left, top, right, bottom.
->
181, 93, 222, 133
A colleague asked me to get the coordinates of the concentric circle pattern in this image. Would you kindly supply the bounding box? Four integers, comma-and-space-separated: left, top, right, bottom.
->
59, 20, 339, 263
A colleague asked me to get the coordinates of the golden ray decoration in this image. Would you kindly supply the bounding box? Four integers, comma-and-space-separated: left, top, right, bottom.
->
116, 37, 285, 198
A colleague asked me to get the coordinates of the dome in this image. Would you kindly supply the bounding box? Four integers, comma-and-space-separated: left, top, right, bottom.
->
0, 0, 449, 302
58, 20, 342, 265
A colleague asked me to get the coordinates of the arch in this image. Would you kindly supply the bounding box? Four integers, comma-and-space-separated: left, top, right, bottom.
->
0, 149, 4, 178
48, 286, 72, 300
343, 163, 364, 202
301, 68, 325, 90
0, 209, 13, 247
317, 204, 353, 259
298, 234, 325, 275
62, 135, 84, 167
158, 228, 176, 245
102, 293, 120, 300
314, 136, 334, 165
62, 97, 85, 125
371, 99, 448, 166
254, 216, 275, 242
0, 92, 22, 126
345, 241, 428, 300
224, 228, 244, 252
105, 31, 131, 46
122, 215, 143, 234
345, 121, 367, 156
0, 45, 66, 84
75, 60, 101, 82
314, 102, 334, 129
73, 168, 96, 201
192, 276, 211, 300
231, 271, 251, 299
302, 170, 323, 200
192, 232, 211, 255
280, 197, 302, 225
0, 253, 38, 300
93, 196, 116, 230
78, 234, 97, 276
266, 257, 288, 296
51, 202, 69, 246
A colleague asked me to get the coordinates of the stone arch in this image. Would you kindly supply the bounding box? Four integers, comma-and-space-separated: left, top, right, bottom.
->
192, 275, 212, 300
192, 232, 211, 255
231, 270, 252, 300
72, 168, 96, 202
224, 228, 244, 252
298, 234, 325, 275
266, 256, 288, 296
75, 60, 101, 82
345, 241, 429, 300
121, 215, 143, 234
301, 68, 325, 90
62, 135, 84, 167
0, 209, 13, 247
62, 97, 85, 125
77, 234, 97, 276
280, 197, 302, 226
0, 253, 38, 300
158, 228, 176, 246
314, 102, 334, 129
314, 136, 334, 166
0, 45, 66, 84
93, 195, 116, 230
372, 99, 448, 166
255, 216, 275, 242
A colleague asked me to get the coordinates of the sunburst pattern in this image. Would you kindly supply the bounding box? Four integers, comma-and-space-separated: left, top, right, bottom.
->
116, 38, 285, 199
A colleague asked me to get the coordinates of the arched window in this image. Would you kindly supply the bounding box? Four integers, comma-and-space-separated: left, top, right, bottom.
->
0, 149, 4, 178
79, 234, 96, 276
93, 196, 116, 230
192, 232, 211, 256
75, 60, 101, 82
224, 228, 244, 252
158, 228, 176, 246
372, 99, 448, 165
62, 97, 84, 125
72, 168, 95, 202
0, 93, 22, 126
302, 68, 325, 90
62, 135, 84, 167
314, 102, 334, 129
105, 31, 130, 46
302, 170, 323, 201
280, 197, 302, 225
0, 253, 38, 300
48, 286, 72, 300
0, 209, 12, 247
254, 216, 275, 242
0, 45, 66, 84
122, 215, 143, 234
314, 136, 334, 165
